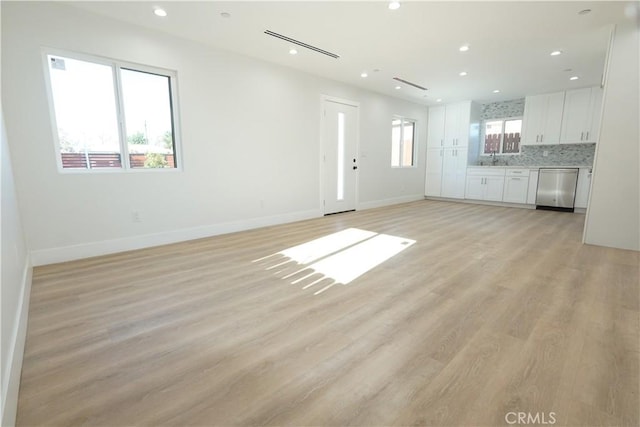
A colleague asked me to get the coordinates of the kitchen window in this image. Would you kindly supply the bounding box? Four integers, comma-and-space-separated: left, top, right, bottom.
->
483, 117, 522, 155
391, 117, 416, 167
44, 50, 180, 171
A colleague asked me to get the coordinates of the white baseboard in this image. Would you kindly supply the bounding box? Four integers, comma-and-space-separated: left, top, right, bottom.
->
358, 194, 425, 211
31, 209, 322, 266
1, 259, 33, 427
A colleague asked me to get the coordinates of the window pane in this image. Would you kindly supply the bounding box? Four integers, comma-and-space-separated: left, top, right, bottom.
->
503, 119, 522, 154
48, 55, 121, 169
337, 112, 345, 201
402, 121, 415, 166
120, 68, 176, 168
484, 120, 502, 154
391, 120, 401, 167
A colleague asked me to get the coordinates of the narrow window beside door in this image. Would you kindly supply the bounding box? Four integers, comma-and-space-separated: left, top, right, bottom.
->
45, 51, 180, 171
337, 112, 345, 200
391, 117, 416, 167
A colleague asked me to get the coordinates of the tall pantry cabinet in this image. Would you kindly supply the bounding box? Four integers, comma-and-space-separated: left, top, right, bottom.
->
425, 101, 480, 199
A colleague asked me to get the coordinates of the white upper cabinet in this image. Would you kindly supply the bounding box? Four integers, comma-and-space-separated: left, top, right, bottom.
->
522, 92, 565, 145
425, 101, 479, 199
560, 86, 603, 144
427, 106, 446, 148
426, 102, 472, 149
443, 102, 472, 147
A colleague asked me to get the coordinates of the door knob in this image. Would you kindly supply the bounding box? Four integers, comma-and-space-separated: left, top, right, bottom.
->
353, 166, 358, 170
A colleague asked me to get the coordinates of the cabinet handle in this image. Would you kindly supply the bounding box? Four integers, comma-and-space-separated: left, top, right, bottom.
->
581, 132, 584, 141
586, 131, 589, 140
511, 177, 521, 181
540, 134, 544, 142
536, 135, 539, 142
441, 139, 443, 146
440, 150, 443, 157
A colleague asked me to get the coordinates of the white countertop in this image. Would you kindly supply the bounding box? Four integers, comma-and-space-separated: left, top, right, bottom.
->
469, 165, 592, 169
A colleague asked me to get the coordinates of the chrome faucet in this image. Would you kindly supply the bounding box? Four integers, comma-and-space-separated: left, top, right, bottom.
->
491, 151, 499, 166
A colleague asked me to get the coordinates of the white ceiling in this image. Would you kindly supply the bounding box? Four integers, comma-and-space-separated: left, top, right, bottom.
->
68, 1, 635, 106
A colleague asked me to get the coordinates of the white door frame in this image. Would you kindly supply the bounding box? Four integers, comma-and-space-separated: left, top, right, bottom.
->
320, 95, 360, 214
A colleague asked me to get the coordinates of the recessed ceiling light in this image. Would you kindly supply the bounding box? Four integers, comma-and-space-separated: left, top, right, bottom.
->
550, 50, 562, 56
388, 1, 401, 10
459, 71, 468, 77
570, 76, 579, 81
459, 45, 470, 52
493, 89, 500, 93
395, 85, 401, 90
436, 98, 442, 102
361, 72, 368, 78
289, 48, 298, 55
153, 8, 167, 17
578, 9, 591, 15
220, 12, 231, 18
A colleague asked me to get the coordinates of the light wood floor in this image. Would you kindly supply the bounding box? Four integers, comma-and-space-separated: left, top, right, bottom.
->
17, 200, 639, 426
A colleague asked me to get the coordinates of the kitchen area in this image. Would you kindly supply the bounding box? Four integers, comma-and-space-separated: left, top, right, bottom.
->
424, 86, 601, 213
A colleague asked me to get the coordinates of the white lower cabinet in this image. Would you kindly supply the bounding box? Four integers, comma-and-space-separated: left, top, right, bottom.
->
425, 149, 444, 197
502, 169, 530, 204
527, 170, 539, 204
574, 168, 592, 208
425, 148, 467, 199
458, 166, 590, 208
465, 168, 505, 201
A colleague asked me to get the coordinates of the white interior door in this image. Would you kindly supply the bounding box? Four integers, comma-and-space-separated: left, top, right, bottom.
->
323, 99, 358, 214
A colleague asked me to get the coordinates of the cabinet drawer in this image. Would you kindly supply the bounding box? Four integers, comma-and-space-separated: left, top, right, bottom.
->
466, 167, 506, 177
505, 168, 529, 176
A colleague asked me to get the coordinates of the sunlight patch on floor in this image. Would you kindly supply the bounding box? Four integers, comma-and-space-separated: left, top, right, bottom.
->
253, 228, 416, 295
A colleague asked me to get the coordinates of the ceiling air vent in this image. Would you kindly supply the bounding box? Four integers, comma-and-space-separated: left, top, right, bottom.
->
393, 77, 428, 91
264, 30, 340, 59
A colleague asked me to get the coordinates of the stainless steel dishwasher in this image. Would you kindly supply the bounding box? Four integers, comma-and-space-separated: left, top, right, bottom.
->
536, 168, 579, 212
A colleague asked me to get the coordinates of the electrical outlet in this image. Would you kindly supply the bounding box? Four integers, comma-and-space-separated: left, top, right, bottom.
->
543, 150, 549, 157
131, 210, 141, 223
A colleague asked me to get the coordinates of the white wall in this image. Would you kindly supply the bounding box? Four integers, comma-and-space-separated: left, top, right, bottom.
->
1, 2, 428, 265
1, 109, 32, 426
584, 22, 640, 251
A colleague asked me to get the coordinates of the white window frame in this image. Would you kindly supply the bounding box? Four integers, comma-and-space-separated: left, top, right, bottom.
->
42, 48, 183, 173
482, 116, 523, 156
391, 116, 417, 168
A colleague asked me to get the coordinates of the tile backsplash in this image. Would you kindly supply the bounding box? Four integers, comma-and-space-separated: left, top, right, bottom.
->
477, 143, 596, 167
481, 98, 525, 119
475, 98, 595, 167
